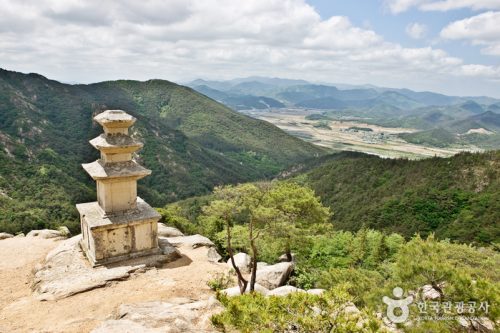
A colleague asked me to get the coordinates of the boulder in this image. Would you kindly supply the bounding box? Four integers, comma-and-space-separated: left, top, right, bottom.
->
166, 234, 214, 248
92, 297, 223, 333
267, 285, 305, 297
306, 289, 326, 295
221, 283, 269, 296
278, 253, 296, 262
421, 285, 441, 300
58, 226, 71, 237
0, 232, 14, 240
257, 262, 269, 269
14, 233, 25, 238
256, 262, 294, 290
207, 247, 222, 263
226, 252, 252, 273
157, 223, 184, 237
26, 229, 66, 239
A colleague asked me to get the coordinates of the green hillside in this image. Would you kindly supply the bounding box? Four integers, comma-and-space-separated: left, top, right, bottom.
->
294, 151, 499, 244
0, 69, 325, 234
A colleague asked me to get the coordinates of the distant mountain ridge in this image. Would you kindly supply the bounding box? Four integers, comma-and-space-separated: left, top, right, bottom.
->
188, 77, 500, 111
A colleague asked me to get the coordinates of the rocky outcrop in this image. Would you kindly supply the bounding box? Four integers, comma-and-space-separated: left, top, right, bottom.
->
166, 235, 215, 248
26, 229, 66, 239
0, 232, 14, 240
33, 235, 181, 301
256, 262, 294, 290
221, 283, 269, 296
92, 297, 223, 333
157, 223, 184, 237
226, 252, 252, 273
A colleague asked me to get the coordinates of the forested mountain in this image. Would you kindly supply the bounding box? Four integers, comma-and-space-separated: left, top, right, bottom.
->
0, 69, 325, 234
293, 151, 499, 244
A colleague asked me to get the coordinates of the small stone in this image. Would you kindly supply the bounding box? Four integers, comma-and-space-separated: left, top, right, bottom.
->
421, 285, 441, 300
267, 285, 305, 296
158, 238, 182, 261
306, 289, 325, 295
157, 223, 184, 237
0, 232, 14, 240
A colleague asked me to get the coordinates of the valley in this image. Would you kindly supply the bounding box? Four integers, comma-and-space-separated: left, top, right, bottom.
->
241, 108, 472, 159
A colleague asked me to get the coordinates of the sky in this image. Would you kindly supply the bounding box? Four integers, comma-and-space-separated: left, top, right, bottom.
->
0, 0, 499, 97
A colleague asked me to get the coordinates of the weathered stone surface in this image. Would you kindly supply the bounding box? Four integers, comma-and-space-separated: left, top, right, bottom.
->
0, 232, 14, 240
306, 288, 326, 295
421, 285, 441, 300
221, 283, 269, 296
166, 234, 214, 248
26, 229, 66, 239
157, 223, 184, 237
14, 233, 25, 238
33, 235, 179, 301
207, 247, 222, 263
92, 297, 223, 333
256, 262, 294, 290
457, 316, 495, 332
226, 252, 252, 273
267, 285, 305, 296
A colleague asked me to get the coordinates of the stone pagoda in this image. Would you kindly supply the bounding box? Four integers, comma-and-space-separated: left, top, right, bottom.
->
77, 110, 161, 266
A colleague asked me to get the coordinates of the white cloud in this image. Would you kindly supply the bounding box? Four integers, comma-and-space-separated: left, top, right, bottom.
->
386, 0, 500, 13
406, 22, 427, 39
0, 0, 499, 97
441, 11, 500, 55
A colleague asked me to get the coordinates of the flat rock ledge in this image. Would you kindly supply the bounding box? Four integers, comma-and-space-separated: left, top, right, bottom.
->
32, 235, 181, 301
92, 297, 223, 333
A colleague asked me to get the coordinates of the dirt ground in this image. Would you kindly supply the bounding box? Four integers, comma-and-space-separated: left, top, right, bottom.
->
0, 237, 228, 333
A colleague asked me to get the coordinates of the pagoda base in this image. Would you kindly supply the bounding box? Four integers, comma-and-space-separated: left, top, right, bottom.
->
76, 197, 161, 267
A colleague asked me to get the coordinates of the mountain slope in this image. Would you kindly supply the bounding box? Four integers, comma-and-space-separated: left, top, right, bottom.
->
0, 69, 325, 234
292, 151, 500, 244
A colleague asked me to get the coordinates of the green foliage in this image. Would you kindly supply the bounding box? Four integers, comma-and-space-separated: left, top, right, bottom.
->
206, 272, 234, 292
212, 285, 384, 332
299, 151, 500, 244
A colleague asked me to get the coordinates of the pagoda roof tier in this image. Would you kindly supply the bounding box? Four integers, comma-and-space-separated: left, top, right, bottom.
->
82, 160, 151, 180
94, 110, 136, 128
89, 134, 143, 153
